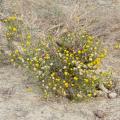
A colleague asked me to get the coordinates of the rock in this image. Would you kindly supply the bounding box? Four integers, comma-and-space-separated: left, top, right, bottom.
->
97, 0, 112, 5
94, 110, 106, 118
99, 83, 109, 93
115, 87, 120, 96
108, 92, 117, 99
96, 90, 107, 97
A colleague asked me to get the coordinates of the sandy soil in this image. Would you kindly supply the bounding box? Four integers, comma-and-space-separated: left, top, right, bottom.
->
0, 0, 120, 120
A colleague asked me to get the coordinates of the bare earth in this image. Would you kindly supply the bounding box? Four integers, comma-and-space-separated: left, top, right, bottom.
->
0, 0, 120, 120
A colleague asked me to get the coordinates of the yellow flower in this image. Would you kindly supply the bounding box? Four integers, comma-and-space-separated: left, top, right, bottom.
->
64, 50, 69, 53
18, 56, 23, 60
70, 53, 73, 57
35, 63, 39, 67
103, 48, 108, 54
63, 91, 67, 95
109, 81, 113, 85
84, 79, 89, 83
77, 65, 81, 69
15, 49, 19, 54
72, 60, 76, 64
53, 87, 56, 90
94, 47, 97, 50
93, 75, 96, 80
9, 53, 12, 56
100, 53, 105, 58
6, 32, 10, 36
3, 19, 8, 22
74, 76, 78, 81
35, 48, 40, 52
88, 93, 92, 97
68, 63, 71, 65
65, 57, 69, 61
78, 50, 82, 54
90, 53, 94, 57
64, 71, 69, 76
12, 27, 17, 32
44, 54, 50, 59
66, 53, 69, 57
77, 93, 82, 98
56, 78, 60, 81
8, 16, 16, 21
27, 34, 31, 39
65, 82, 69, 88
114, 43, 120, 49
48, 83, 51, 86
26, 41, 31, 46
82, 35, 85, 38
70, 68, 73, 71
21, 47, 27, 52
71, 84, 74, 86
86, 45, 90, 48
33, 67, 37, 71
76, 57, 79, 60
51, 72, 55, 77
88, 36, 93, 41
10, 59, 14, 62
89, 57, 93, 61
94, 58, 101, 65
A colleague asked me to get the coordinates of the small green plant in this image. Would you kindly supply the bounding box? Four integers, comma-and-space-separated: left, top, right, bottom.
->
0, 16, 30, 49
1, 16, 113, 101
114, 41, 120, 49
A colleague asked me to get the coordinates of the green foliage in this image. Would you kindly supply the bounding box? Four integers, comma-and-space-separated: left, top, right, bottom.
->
1, 16, 113, 101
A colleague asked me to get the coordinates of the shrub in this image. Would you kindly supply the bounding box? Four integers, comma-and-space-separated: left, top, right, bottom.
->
1, 16, 113, 101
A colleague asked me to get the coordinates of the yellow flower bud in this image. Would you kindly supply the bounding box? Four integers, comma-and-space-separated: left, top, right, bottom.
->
88, 93, 92, 97
12, 27, 17, 32
65, 82, 69, 88
74, 77, 78, 81
64, 72, 68, 76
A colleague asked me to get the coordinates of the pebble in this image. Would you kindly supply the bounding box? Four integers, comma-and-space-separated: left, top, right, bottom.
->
94, 110, 106, 118
108, 92, 117, 99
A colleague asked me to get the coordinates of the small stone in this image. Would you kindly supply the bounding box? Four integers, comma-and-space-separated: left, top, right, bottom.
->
108, 92, 117, 99
94, 110, 106, 118
97, 90, 104, 97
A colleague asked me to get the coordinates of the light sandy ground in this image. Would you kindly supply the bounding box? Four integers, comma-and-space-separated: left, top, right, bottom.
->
0, 0, 120, 120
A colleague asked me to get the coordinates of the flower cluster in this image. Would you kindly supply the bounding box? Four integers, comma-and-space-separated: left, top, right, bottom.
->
43, 33, 112, 100
1, 16, 113, 101
1, 16, 18, 41
0, 16, 29, 49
